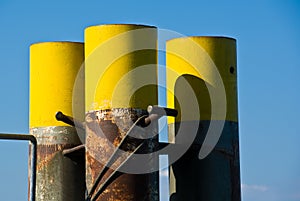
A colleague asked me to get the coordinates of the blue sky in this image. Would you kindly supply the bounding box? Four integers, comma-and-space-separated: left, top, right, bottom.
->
0, 0, 299, 200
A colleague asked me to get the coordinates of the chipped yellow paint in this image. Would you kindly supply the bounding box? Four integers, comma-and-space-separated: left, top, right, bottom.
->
166, 37, 238, 122
30, 42, 84, 127
85, 24, 158, 112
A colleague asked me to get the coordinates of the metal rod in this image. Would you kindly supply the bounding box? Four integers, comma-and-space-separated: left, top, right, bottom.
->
0, 133, 37, 201
62, 144, 85, 155
55, 111, 85, 130
141, 105, 178, 127
147, 105, 178, 117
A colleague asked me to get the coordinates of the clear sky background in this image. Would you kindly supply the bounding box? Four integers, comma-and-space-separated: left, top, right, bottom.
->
0, 1, 299, 201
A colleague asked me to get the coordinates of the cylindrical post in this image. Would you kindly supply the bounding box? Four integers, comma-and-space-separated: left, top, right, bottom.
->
166, 37, 241, 201
29, 42, 85, 201
85, 24, 159, 201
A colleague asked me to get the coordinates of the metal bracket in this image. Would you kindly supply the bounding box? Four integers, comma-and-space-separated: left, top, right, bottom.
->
0, 133, 37, 201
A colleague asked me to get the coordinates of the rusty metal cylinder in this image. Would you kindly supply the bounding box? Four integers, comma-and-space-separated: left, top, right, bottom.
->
85, 24, 159, 201
29, 42, 85, 201
166, 37, 241, 201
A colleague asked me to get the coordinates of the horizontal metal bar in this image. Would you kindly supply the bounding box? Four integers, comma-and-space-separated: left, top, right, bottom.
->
147, 105, 178, 117
0, 133, 37, 201
55, 111, 85, 130
63, 144, 85, 155
0, 133, 36, 143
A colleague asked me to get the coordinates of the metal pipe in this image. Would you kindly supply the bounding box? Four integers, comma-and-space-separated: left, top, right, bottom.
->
147, 105, 178, 117
55, 111, 75, 127
62, 144, 85, 156
0, 133, 37, 201
55, 111, 85, 130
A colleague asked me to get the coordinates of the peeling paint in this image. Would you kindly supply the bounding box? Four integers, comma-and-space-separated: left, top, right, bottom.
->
29, 126, 85, 201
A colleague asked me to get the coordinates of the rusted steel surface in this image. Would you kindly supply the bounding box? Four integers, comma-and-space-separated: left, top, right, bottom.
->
86, 109, 159, 201
30, 126, 85, 201
170, 121, 241, 201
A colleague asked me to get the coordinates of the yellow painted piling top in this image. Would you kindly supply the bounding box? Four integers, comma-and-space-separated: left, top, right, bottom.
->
166, 36, 238, 122
85, 24, 158, 112
30, 42, 84, 127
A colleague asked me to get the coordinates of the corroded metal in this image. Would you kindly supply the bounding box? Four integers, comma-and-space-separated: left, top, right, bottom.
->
30, 126, 85, 201
86, 115, 147, 200
86, 108, 159, 201
170, 121, 241, 201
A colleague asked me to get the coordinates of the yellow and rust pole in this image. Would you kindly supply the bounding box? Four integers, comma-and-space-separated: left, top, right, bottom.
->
166, 37, 241, 201
85, 24, 159, 201
29, 42, 85, 201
